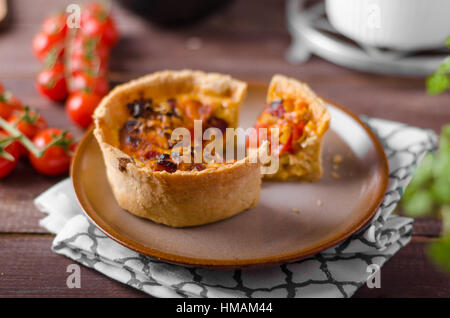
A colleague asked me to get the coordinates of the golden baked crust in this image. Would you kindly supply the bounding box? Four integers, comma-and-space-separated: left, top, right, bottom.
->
93, 70, 262, 227
259, 74, 330, 181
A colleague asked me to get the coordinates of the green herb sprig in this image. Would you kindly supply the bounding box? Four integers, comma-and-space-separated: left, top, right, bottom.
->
426, 36, 450, 95
402, 125, 450, 272
401, 128, 450, 273
402, 36, 450, 273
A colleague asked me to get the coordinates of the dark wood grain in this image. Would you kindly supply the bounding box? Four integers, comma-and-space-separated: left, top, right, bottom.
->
0, 235, 448, 298
0, 0, 449, 298
0, 235, 148, 298
354, 237, 450, 298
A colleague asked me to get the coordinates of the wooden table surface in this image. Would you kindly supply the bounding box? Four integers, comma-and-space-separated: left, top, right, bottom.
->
1, 0, 449, 298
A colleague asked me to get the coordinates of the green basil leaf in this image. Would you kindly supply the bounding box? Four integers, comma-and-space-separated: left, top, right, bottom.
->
431, 178, 450, 205
426, 73, 449, 95
409, 153, 434, 189
402, 189, 434, 217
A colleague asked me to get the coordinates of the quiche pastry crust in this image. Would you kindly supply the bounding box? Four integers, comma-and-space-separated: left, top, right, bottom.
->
93, 70, 262, 227
263, 74, 330, 181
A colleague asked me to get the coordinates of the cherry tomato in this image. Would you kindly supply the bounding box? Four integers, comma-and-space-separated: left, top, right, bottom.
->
41, 13, 67, 38
0, 81, 4, 93
82, 16, 119, 48
36, 62, 68, 102
81, 3, 119, 47
71, 72, 109, 97
72, 35, 110, 62
0, 132, 21, 178
81, 2, 109, 24
8, 109, 48, 139
33, 13, 67, 61
70, 53, 109, 76
65, 91, 102, 128
100, 18, 119, 47
32, 31, 65, 61
0, 91, 23, 119
29, 128, 75, 176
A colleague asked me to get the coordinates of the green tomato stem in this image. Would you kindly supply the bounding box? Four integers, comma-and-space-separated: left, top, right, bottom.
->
0, 116, 43, 158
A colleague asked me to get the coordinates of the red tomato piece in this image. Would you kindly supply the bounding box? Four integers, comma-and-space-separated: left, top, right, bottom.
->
291, 122, 305, 144
278, 132, 293, 155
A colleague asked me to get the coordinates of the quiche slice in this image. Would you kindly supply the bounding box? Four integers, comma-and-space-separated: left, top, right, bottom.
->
253, 75, 330, 181
93, 70, 263, 227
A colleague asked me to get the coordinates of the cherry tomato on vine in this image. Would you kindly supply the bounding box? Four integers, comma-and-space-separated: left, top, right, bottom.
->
70, 53, 109, 76
0, 132, 21, 178
65, 91, 102, 128
8, 108, 48, 139
33, 13, 67, 61
32, 31, 65, 61
71, 72, 109, 97
36, 62, 68, 102
81, 2, 108, 22
41, 13, 68, 38
81, 3, 119, 47
82, 16, 119, 48
72, 35, 110, 62
99, 18, 119, 48
7, 108, 48, 156
0, 91, 23, 119
29, 128, 76, 176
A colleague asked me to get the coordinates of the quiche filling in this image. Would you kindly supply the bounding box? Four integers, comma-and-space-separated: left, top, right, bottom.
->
253, 97, 312, 165
119, 96, 233, 173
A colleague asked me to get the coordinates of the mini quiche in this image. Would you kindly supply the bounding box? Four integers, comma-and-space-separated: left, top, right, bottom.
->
93, 70, 263, 227
253, 75, 330, 181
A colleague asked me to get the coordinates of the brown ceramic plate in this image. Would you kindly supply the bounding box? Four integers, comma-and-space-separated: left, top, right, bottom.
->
71, 84, 388, 269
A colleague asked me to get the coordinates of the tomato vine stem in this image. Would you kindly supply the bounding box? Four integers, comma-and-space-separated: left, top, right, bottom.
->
0, 117, 42, 157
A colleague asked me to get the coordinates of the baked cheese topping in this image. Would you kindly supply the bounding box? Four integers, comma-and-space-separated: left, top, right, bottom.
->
119, 95, 232, 173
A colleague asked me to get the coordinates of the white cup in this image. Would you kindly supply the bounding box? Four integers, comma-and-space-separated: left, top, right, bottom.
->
325, 0, 450, 51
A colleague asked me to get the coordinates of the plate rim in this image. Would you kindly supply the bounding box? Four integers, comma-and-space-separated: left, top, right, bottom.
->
71, 94, 389, 270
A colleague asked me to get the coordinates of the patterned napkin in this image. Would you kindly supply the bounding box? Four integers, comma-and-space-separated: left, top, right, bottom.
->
35, 117, 437, 298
